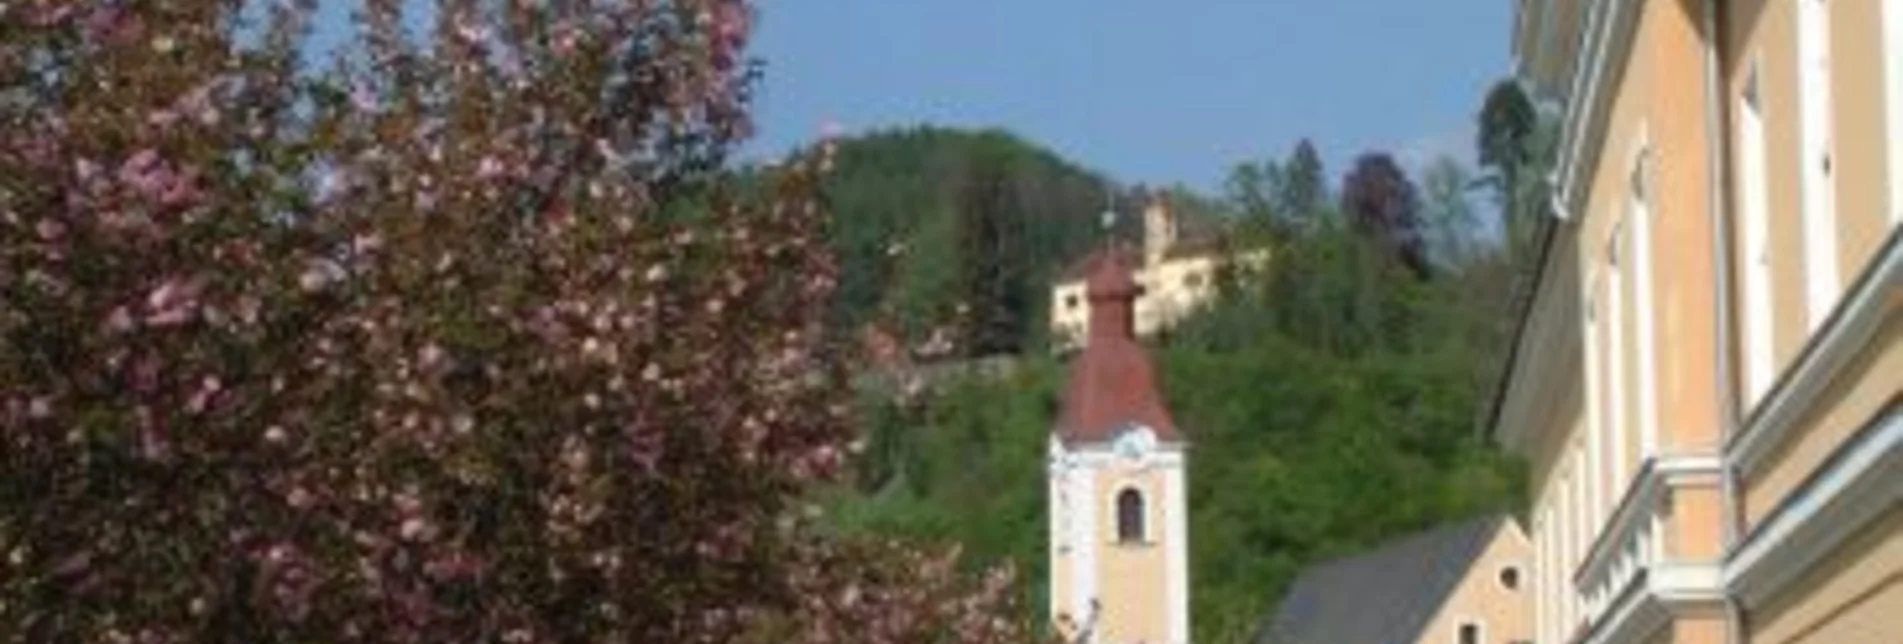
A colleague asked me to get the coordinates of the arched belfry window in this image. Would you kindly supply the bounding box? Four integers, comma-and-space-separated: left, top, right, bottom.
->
1116, 488, 1146, 544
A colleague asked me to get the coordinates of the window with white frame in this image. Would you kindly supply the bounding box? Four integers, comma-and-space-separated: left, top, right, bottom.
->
1738, 57, 1777, 406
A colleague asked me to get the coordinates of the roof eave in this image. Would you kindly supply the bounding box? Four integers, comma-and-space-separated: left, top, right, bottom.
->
1482, 215, 1563, 447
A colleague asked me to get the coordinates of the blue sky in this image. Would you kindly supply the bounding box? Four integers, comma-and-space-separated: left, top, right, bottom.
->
746, 1, 1513, 191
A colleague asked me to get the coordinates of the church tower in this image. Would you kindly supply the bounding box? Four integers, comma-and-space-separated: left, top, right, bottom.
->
1048, 257, 1189, 644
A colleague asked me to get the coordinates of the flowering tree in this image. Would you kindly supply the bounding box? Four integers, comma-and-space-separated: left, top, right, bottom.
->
0, 1, 1025, 641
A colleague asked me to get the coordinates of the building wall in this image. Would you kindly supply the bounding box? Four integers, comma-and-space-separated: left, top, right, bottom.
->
1132, 255, 1222, 338
1543, 0, 1718, 638
1669, 484, 1728, 560
1740, 307, 1902, 526
1093, 460, 1176, 644
1505, 0, 1902, 642
1646, 0, 1721, 455
1576, 0, 1656, 547
1051, 282, 1089, 351
1510, 235, 1584, 644
1520, 0, 1728, 642
1525, 346, 1585, 644
1531, 403, 1587, 643
1747, 506, 1903, 644
1725, 0, 1903, 536
1412, 522, 1534, 644
1667, 614, 1730, 644
1827, 0, 1895, 283
1050, 250, 1262, 352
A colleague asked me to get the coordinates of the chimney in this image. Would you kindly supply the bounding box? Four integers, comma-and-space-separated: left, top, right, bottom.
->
1143, 193, 1175, 267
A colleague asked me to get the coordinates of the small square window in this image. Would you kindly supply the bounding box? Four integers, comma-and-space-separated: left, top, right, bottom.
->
1458, 622, 1481, 644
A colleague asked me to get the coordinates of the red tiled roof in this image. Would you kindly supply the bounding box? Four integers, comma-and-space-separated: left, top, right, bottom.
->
1055, 254, 1180, 445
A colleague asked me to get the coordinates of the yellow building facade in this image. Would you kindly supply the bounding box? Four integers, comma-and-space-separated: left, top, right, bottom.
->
1049, 198, 1264, 353
1495, 1, 1902, 643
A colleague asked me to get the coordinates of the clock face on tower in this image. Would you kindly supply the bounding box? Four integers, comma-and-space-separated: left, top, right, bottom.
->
1114, 424, 1157, 460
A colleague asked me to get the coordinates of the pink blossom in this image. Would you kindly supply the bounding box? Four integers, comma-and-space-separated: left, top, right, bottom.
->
176, 81, 221, 126
116, 149, 198, 207
476, 156, 504, 180
74, 158, 101, 182
424, 552, 483, 581
286, 486, 313, 509
298, 259, 337, 292
157, 169, 203, 208
138, 410, 169, 461
29, 4, 76, 26
709, 2, 751, 71
145, 276, 202, 327
185, 376, 222, 415
146, 108, 181, 129
453, 17, 490, 47
53, 551, 91, 577
130, 356, 161, 394
399, 517, 432, 542
81, 6, 140, 44
27, 397, 52, 419
35, 218, 65, 241
122, 152, 163, 182
104, 306, 135, 333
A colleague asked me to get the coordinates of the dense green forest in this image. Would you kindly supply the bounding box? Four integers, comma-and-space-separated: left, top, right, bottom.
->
821, 126, 1228, 356
820, 84, 1554, 643
822, 127, 1106, 355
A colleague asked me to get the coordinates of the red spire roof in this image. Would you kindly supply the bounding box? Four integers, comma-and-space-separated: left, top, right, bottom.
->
1055, 255, 1180, 445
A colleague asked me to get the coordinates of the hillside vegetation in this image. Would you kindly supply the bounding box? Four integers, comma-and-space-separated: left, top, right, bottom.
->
820, 117, 1550, 641
823, 127, 1106, 356
822, 126, 1231, 357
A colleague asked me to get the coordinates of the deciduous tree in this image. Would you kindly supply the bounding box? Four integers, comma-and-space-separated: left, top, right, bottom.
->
1340, 152, 1430, 280
0, 2, 1026, 641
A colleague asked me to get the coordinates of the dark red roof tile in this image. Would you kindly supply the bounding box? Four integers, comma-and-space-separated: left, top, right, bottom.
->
1056, 255, 1180, 445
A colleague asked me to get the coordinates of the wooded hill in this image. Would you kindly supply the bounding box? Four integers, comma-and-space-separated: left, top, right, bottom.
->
821, 92, 1554, 643
822, 126, 1227, 358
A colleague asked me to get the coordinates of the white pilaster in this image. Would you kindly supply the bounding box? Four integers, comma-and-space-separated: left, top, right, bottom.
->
1632, 146, 1658, 465
1887, 0, 1903, 225
1798, 0, 1841, 326
1166, 462, 1189, 644
1072, 463, 1098, 626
